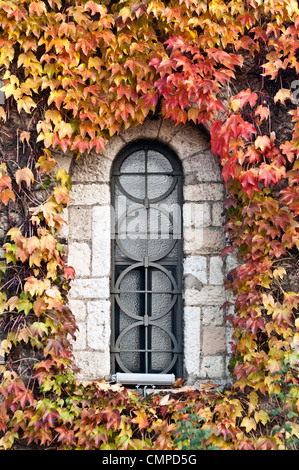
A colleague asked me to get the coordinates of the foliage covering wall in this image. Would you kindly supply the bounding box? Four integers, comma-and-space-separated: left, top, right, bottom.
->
0, 0, 299, 450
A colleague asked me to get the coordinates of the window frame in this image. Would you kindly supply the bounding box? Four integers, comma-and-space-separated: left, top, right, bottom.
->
110, 139, 184, 377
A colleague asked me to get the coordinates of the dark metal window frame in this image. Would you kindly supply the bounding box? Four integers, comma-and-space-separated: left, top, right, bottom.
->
111, 139, 183, 377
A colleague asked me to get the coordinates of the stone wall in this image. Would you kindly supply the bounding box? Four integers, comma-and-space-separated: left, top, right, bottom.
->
58, 117, 235, 386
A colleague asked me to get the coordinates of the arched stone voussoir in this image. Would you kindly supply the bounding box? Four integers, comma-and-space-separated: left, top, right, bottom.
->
167, 120, 211, 160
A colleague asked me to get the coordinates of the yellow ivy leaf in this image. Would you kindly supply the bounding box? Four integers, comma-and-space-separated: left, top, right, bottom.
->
241, 417, 256, 433
45, 109, 62, 125
254, 410, 269, 426
17, 96, 37, 114
272, 267, 286, 280
289, 423, 299, 439
274, 88, 291, 104
228, 97, 241, 112
54, 185, 70, 205
56, 121, 73, 139
1, 339, 12, 354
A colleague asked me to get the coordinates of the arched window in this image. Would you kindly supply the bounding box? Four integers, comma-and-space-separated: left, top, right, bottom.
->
111, 140, 183, 376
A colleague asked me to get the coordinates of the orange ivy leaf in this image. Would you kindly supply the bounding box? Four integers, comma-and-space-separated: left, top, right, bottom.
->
54, 186, 70, 205
0, 188, 15, 205
0, 174, 12, 191
131, 411, 149, 430
29, 1, 46, 17
25, 236, 40, 255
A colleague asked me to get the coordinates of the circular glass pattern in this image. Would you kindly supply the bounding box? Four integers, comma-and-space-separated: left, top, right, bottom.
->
115, 147, 177, 203
115, 204, 177, 262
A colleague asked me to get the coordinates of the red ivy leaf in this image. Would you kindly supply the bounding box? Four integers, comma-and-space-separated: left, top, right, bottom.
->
64, 266, 76, 280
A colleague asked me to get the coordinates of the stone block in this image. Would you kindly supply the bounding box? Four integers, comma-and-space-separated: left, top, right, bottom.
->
199, 356, 225, 379
71, 152, 112, 183
72, 322, 87, 350
184, 227, 224, 254
70, 277, 110, 299
73, 351, 110, 380
183, 255, 207, 283
70, 183, 109, 205
69, 206, 92, 240
58, 207, 69, 240
225, 252, 240, 271
68, 242, 91, 277
183, 183, 224, 202
184, 306, 201, 376
183, 202, 211, 228
202, 305, 224, 326
202, 326, 226, 355
68, 299, 87, 322
92, 205, 111, 277
184, 285, 225, 306
54, 152, 73, 172
212, 202, 225, 227
87, 300, 111, 351
182, 150, 222, 183
209, 256, 224, 285
169, 122, 210, 159
121, 118, 159, 141
104, 135, 126, 160
158, 119, 183, 143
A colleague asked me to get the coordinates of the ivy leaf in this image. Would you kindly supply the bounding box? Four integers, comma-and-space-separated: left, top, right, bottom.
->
0, 174, 12, 191
0, 188, 15, 205
54, 186, 70, 205
255, 105, 269, 121
131, 411, 149, 430
272, 307, 293, 326
239, 169, 260, 197
64, 266, 76, 280
29, 1, 47, 17
17, 96, 36, 114
255, 135, 271, 152
274, 88, 291, 104
0, 106, 6, 121
234, 88, 258, 108
15, 168, 34, 188
15, 389, 34, 409
24, 276, 49, 297
258, 163, 277, 187
241, 417, 256, 433
16, 294, 33, 316
254, 410, 269, 426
